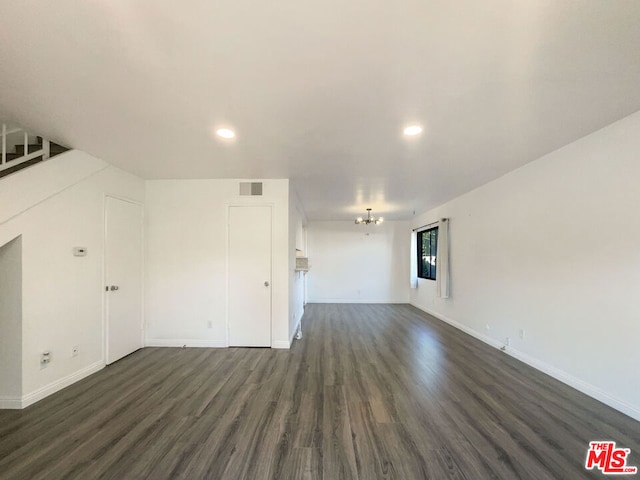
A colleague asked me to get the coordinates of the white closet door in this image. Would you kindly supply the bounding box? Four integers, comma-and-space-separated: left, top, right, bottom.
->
228, 205, 272, 347
105, 197, 144, 364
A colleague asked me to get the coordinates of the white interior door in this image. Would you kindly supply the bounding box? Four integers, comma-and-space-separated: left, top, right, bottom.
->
228, 205, 272, 347
105, 196, 144, 364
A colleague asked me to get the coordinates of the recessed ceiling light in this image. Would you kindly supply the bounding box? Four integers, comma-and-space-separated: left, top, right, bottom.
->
403, 125, 423, 136
216, 128, 235, 139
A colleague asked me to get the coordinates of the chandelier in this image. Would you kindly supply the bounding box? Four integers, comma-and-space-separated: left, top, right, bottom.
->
355, 208, 383, 225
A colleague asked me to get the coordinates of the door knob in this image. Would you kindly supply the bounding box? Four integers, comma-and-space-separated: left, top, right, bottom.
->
110, 285, 119, 291
264, 281, 269, 287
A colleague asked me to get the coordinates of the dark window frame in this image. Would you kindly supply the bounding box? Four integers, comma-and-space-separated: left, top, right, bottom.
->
417, 226, 438, 281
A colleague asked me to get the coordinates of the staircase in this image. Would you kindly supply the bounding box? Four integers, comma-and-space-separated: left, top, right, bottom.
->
1, 123, 70, 179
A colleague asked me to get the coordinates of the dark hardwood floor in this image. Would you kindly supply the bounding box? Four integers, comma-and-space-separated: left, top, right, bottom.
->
1, 304, 639, 479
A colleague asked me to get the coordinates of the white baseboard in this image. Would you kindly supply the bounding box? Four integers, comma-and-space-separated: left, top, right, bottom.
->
21, 360, 105, 409
145, 338, 293, 349
145, 339, 227, 348
505, 346, 640, 422
412, 302, 503, 350
411, 302, 640, 422
307, 299, 408, 304
0, 396, 23, 409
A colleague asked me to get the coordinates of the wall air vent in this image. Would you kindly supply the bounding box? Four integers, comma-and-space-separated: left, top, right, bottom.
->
239, 182, 263, 196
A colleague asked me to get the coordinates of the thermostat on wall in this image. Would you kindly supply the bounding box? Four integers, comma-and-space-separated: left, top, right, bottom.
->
73, 247, 87, 257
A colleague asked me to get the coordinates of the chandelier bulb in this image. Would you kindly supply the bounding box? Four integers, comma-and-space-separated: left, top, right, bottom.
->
355, 209, 382, 225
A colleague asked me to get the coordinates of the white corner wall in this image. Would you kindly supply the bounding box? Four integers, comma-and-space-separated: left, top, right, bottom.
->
289, 188, 306, 343
144, 179, 291, 348
0, 236, 22, 406
410, 110, 640, 420
0, 150, 145, 407
307, 221, 410, 303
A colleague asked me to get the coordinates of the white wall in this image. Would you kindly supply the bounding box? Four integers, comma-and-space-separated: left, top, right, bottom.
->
410, 110, 640, 420
289, 188, 306, 342
0, 236, 22, 405
0, 150, 145, 407
145, 179, 291, 348
307, 221, 410, 303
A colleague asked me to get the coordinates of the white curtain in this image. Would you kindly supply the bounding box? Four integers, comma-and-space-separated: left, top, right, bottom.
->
436, 218, 450, 298
410, 230, 418, 288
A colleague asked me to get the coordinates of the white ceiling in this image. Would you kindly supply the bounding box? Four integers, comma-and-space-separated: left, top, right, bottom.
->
1, 1, 640, 220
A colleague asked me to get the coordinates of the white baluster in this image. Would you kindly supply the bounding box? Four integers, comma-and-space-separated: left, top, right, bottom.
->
1, 123, 6, 165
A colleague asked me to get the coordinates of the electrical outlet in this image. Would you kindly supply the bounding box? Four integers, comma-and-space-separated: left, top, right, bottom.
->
505, 337, 511, 347
485, 324, 490, 332
72, 346, 79, 357
519, 329, 525, 340
41, 351, 51, 367
207, 321, 213, 329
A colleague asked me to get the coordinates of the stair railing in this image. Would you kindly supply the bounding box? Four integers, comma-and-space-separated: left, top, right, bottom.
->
1, 123, 50, 173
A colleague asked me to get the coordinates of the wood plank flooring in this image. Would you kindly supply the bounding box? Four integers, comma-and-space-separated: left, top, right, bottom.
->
1, 304, 639, 479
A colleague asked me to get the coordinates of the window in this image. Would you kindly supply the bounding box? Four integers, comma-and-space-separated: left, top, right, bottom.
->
417, 226, 438, 280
